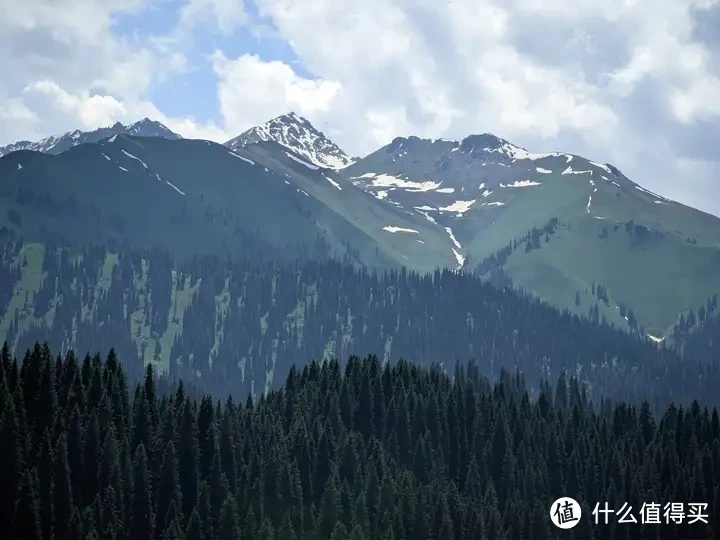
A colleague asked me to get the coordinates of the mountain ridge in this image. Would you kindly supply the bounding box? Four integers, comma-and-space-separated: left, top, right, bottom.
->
0, 118, 181, 158
225, 111, 355, 169
0, 113, 718, 337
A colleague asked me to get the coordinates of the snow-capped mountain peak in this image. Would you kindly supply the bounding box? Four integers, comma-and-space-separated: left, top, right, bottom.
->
225, 112, 355, 169
0, 119, 181, 158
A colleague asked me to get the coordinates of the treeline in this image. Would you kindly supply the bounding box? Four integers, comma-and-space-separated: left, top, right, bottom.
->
2, 344, 720, 539
4, 242, 720, 408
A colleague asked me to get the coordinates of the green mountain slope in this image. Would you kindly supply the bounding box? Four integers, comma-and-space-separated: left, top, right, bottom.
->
342, 135, 720, 335
0, 134, 444, 270
1, 116, 718, 336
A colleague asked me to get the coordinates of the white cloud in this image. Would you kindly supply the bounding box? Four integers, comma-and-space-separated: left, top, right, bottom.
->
211, 52, 341, 134
0, 0, 192, 144
241, 0, 720, 214
178, 0, 248, 35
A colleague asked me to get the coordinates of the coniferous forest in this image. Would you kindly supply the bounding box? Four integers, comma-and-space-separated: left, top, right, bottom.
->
3, 343, 720, 540
2, 241, 720, 410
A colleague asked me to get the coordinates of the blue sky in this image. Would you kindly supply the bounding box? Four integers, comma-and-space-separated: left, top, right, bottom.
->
1, 0, 719, 216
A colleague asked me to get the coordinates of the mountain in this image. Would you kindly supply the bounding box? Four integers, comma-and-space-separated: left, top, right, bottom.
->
226, 111, 355, 169
0, 112, 718, 338
0, 132, 452, 272
0, 118, 181, 158
342, 133, 720, 337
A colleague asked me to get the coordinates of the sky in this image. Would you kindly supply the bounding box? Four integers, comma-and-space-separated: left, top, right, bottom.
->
1, 0, 719, 216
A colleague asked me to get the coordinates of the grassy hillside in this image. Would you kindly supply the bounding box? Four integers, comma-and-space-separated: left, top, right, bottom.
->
0, 136, 413, 270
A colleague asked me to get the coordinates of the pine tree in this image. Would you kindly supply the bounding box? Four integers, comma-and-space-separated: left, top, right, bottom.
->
157, 441, 182, 538
83, 409, 102, 506
0, 392, 24, 530
67, 403, 84, 500
37, 429, 55, 540
185, 508, 203, 540
217, 497, 241, 540
14, 468, 43, 540
132, 444, 155, 540
53, 433, 74, 540
179, 398, 200, 519
278, 513, 297, 540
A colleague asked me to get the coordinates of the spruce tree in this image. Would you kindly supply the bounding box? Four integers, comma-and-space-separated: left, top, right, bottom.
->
132, 444, 155, 540
185, 508, 203, 540
217, 497, 241, 540
157, 440, 182, 537
179, 398, 200, 519
53, 433, 74, 540
14, 468, 43, 540
0, 393, 24, 529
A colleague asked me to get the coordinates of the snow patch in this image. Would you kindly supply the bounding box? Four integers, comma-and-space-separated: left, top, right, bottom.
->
634, 185, 667, 200
612, 181, 621, 187
118, 166, 128, 172
482, 189, 492, 198
108, 134, 118, 143
586, 196, 592, 213
416, 239, 425, 244
353, 173, 441, 192
228, 151, 255, 165
383, 226, 419, 234
562, 166, 592, 175
297, 189, 309, 197
376, 190, 388, 200
445, 227, 462, 249
480, 140, 564, 162
416, 210, 437, 224
589, 161, 612, 174
452, 249, 465, 268
121, 149, 148, 169
415, 205, 436, 211
285, 151, 320, 170
485, 202, 505, 207
439, 200, 476, 214
500, 180, 541, 188
16, 164, 22, 170
166, 181, 185, 196
436, 187, 455, 194
565, 155, 573, 163
536, 167, 552, 174
323, 174, 342, 190
102, 153, 111, 161
647, 334, 664, 343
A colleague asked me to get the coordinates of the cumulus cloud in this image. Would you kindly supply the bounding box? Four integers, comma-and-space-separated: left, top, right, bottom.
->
211, 52, 341, 134
0, 0, 230, 145
0, 0, 718, 215
242, 0, 720, 215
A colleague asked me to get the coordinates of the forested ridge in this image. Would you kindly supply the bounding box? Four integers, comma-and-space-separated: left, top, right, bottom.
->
2, 240, 719, 409
2, 344, 720, 540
